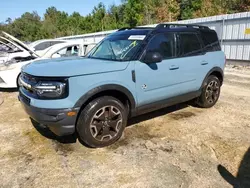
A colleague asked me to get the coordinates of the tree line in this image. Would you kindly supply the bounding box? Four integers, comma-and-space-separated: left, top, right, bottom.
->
0, 0, 249, 41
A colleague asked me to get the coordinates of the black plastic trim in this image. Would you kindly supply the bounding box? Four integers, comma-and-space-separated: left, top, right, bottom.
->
74, 84, 136, 111
135, 91, 201, 116
19, 94, 79, 136
132, 70, 136, 82
201, 67, 224, 88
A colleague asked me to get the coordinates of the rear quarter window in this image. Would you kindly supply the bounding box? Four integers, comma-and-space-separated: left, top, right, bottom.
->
200, 30, 221, 52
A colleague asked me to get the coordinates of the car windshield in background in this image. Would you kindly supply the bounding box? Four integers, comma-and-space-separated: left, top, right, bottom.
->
88, 34, 145, 61
0, 43, 21, 53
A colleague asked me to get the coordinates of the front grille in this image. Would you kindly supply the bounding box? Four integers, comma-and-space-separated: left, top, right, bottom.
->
19, 92, 31, 105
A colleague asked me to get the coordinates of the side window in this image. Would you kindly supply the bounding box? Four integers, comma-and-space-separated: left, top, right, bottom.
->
146, 33, 175, 59
178, 33, 203, 57
53, 45, 79, 57
34, 42, 51, 51
200, 31, 221, 52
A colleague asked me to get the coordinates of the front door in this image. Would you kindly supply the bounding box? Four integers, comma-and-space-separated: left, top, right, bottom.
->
135, 33, 183, 107
135, 32, 204, 108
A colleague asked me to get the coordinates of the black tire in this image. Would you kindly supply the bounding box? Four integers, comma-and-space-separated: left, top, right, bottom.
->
196, 75, 221, 108
76, 96, 128, 148
16, 73, 21, 88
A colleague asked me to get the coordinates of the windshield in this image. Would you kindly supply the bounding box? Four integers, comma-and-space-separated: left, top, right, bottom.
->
0, 42, 22, 53
88, 35, 144, 61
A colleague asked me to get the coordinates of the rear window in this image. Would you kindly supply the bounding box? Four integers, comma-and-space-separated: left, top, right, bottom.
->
50, 41, 65, 46
34, 41, 65, 51
34, 42, 51, 51
200, 30, 221, 52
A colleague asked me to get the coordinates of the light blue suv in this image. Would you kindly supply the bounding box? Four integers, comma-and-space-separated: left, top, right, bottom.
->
19, 24, 225, 148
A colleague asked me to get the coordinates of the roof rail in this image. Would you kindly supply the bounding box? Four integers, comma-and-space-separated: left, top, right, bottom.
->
117, 26, 155, 32
116, 24, 209, 35
155, 24, 209, 30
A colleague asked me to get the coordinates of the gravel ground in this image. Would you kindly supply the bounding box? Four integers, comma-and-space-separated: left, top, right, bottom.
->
0, 66, 250, 188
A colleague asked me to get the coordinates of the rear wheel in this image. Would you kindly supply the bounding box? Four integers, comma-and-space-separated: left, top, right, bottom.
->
196, 75, 221, 108
76, 96, 128, 148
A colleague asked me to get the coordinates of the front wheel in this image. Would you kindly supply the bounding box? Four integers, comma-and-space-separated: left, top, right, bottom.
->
16, 73, 21, 88
196, 75, 221, 108
76, 96, 128, 148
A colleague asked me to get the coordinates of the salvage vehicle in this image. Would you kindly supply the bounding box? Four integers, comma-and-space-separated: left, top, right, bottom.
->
0, 36, 96, 88
0, 31, 39, 65
19, 24, 225, 148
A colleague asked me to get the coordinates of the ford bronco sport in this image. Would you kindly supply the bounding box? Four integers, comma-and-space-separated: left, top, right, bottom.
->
19, 24, 225, 148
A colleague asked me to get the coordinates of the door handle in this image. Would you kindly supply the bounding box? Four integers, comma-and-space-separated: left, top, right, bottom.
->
201, 61, 208, 65
169, 65, 179, 70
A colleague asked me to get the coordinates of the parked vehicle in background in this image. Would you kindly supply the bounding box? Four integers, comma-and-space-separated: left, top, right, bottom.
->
0, 31, 39, 65
19, 24, 225, 148
28, 39, 67, 56
0, 36, 96, 88
39, 42, 96, 58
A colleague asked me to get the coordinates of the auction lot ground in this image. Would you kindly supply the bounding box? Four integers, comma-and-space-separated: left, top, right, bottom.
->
1, 66, 250, 188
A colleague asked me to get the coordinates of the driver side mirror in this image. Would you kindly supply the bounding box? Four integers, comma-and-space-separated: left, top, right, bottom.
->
143, 52, 163, 64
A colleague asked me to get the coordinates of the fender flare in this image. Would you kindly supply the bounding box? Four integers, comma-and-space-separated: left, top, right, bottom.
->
74, 84, 136, 110
201, 67, 224, 89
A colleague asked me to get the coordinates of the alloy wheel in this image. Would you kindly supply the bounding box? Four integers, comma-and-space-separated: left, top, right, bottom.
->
90, 106, 123, 142
205, 80, 220, 104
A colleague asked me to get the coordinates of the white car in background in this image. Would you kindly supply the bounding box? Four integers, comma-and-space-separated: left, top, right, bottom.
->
28, 39, 67, 56
0, 35, 96, 88
0, 32, 68, 64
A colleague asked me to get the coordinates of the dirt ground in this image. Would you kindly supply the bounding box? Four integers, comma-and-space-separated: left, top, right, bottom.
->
1, 65, 250, 188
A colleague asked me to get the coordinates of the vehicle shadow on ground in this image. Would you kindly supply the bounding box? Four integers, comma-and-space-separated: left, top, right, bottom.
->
31, 119, 77, 144
218, 147, 250, 188
128, 103, 189, 126
30, 102, 190, 145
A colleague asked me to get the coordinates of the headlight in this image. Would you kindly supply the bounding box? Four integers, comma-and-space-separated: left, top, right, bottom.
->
34, 81, 68, 99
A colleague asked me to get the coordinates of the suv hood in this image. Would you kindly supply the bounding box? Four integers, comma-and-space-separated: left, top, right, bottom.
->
1, 31, 39, 58
22, 57, 129, 77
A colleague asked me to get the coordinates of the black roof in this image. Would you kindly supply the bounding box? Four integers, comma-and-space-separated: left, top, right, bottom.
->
106, 24, 214, 41
113, 24, 211, 36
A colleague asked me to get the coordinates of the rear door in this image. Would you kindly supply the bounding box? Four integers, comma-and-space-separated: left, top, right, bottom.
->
199, 30, 225, 81
175, 32, 206, 91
